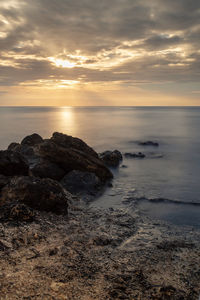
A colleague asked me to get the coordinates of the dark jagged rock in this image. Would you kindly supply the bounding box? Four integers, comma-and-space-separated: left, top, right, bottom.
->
21, 133, 43, 146
0, 176, 69, 215
99, 150, 123, 167
51, 132, 98, 158
0, 150, 29, 176
37, 140, 113, 182
124, 152, 145, 158
138, 141, 159, 147
61, 170, 102, 196
30, 159, 65, 181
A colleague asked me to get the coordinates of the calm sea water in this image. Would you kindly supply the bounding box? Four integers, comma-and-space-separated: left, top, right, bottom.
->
0, 106, 200, 227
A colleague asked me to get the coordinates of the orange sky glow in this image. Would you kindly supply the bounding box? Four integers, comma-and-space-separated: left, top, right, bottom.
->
0, 0, 200, 106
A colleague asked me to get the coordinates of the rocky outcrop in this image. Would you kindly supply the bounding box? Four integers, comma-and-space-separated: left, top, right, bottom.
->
99, 150, 122, 167
37, 140, 113, 182
124, 152, 145, 158
0, 132, 113, 216
1, 176, 69, 215
0, 150, 29, 176
61, 170, 102, 196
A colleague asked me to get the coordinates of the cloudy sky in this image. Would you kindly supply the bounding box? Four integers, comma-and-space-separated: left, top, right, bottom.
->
0, 0, 200, 106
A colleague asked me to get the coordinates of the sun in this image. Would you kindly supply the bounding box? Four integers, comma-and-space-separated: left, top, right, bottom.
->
48, 57, 76, 68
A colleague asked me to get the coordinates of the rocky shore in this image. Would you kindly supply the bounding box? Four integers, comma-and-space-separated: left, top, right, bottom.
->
0, 133, 200, 299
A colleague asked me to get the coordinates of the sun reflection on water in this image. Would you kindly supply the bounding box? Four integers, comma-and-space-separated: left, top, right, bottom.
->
57, 107, 77, 135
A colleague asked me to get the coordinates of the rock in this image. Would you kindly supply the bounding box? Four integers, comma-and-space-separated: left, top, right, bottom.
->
121, 165, 127, 168
0, 150, 29, 176
21, 133, 43, 146
51, 132, 98, 158
7, 142, 20, 151
8, 143, 36, 159
30, 159, 65, 181
61, 170, 102, 196
0, 202, 35, 222
37, 140, 113, 182
99, 150, 123, 167
0, 176, 69, 215
138, 141, 159, 147
124, 152, 145, 158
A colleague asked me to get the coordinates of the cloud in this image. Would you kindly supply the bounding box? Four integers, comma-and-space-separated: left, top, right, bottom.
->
0, 0, 199, 103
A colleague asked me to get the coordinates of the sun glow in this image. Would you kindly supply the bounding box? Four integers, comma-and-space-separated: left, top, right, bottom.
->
49, 57, 76, 68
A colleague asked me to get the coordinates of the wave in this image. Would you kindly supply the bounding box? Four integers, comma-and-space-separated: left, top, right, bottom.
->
123, 196, 200, 206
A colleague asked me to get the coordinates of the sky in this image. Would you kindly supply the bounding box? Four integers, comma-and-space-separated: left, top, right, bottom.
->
0, 0, 200, 106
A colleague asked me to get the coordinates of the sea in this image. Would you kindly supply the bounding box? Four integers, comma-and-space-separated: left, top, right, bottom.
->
0, 106, 200, 228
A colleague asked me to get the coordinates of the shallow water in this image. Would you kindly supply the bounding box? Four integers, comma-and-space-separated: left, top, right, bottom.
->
0, 106, 200, 227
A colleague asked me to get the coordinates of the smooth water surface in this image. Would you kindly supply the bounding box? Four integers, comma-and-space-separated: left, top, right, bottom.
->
0, 106, 200, 227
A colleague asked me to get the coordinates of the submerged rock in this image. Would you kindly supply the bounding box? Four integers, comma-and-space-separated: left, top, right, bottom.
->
138, 141, 159, 147
124, 152, 145, 158
0, 150, 29, 176
0, 176, 69, 215
61, 170, 102, 196
99, 150, 123, 167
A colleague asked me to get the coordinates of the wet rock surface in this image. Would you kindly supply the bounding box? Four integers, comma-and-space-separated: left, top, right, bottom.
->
61, 170, 102, 199
99, 150, 123, 167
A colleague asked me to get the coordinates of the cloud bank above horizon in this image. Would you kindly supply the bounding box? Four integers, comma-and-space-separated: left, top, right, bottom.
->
0, 0, 200, 105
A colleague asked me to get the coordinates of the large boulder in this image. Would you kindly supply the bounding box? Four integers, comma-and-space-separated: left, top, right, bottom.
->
51, 132, 98, 158
21, 133, 43, 146
61, 170, 102, 196
0, 176, 69, 215
0, 150, 29, 176
99, 150, 122, 167
30, 159, 65, 181
36, 140, 113, 182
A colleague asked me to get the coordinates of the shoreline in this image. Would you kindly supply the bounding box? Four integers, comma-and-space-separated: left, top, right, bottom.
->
0, 132, 200, 299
